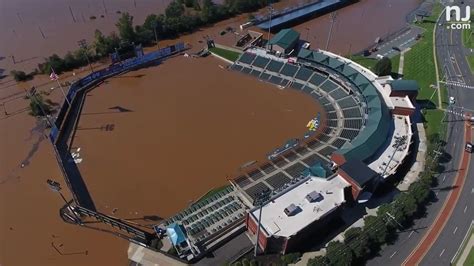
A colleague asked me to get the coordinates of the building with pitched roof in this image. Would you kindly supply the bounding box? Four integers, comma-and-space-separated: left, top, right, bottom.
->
268, 28, 300, 55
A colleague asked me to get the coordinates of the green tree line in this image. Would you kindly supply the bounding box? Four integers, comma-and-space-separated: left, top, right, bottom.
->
14, 0, 274, 78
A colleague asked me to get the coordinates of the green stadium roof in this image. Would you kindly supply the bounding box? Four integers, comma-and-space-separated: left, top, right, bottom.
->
390, 80, 419, 92
269, 29, 300, 49
297, 48, 391, 163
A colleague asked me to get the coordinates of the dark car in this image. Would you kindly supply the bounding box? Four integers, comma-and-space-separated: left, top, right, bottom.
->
392, 46, 401, 52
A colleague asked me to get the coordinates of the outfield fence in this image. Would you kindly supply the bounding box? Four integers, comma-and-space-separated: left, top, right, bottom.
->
46, 42, 187, 246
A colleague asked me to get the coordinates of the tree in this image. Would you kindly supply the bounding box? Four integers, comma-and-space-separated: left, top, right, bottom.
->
193, 0, 201, 10
249, 259, 258, 266
107, 32, 121, 52
29, 94, 53, 117
307, 255, 328, 266
344, 227, 369, 259
116, 12, 136, 43
94, 30, 111, 56
374, 57, 392, 76
395, 193, 417, 219
184, 0, 194, 8
410, 181, 430, 204
377, 203, 405, 227
165, 1, 185, 18
143, 14, 165, 37
201, 0, 218, 23
363, 215, 388, 245
325, 241, 353, 266
10, 70, 33, 81
281, 252, 301, 264
135, 25, 154, 45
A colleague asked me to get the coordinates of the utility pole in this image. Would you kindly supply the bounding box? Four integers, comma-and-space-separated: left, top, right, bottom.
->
78, 39, 94, 73
267, 5, 274, 51
385, 210, 404, 229
50, 68, 71, 106
253, 189, 272, 257
152, 21, 159, 48
429, 64, 447, 102
325, 11, 337, 51
102, 0, 108, 15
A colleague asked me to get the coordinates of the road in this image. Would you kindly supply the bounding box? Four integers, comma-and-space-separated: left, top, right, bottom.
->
368, 0, 474, 265
369, 26, 425, 59
420, 0, 474, 264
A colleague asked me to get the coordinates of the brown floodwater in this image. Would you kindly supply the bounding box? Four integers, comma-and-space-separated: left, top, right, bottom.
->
74, 55, 322, 218
0, 0, 421, 73
290, 0, 422, 54
0, 90, 129, 265
1, 0, 421, 265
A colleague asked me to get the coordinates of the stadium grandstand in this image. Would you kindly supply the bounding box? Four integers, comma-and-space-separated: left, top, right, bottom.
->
156, 186, 249, 260
154, 29, 418, 260
227, 29, 417, 253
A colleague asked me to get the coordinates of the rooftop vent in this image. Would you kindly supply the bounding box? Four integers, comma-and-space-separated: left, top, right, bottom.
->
305, 191, 323, 203
284, 204, 300, 216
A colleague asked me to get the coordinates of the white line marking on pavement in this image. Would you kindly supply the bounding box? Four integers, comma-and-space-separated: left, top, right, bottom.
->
443, 175, 446, 183
436, 191, 440, 196
408, 231, 414, 238
464, 205, 468, 213
453, 227, 458, 234
440, 248, 446, 257
390, 251, 398, 259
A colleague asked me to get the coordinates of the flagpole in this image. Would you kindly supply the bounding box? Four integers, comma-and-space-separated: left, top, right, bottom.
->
51, 68, 71, 106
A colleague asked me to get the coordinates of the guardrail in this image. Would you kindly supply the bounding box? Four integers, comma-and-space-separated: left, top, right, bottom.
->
75, 206, 154, 243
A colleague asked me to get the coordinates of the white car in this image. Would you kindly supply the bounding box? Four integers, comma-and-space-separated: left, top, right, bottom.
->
449, 96, 456, 105
302, 42, 311, 49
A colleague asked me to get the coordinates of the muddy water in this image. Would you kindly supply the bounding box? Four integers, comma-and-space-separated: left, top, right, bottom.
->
74, 56, 321, 218
0, 0, 420, 73
0, 0, 173, 71
290, 0, 422, 54
0, 0, 421, 265
0, 98, 129, 265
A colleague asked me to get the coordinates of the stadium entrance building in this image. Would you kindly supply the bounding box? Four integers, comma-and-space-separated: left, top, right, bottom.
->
246, 175, 349, 254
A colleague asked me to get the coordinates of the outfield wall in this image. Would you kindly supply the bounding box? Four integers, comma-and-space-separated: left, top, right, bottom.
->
48, 42, 186, 213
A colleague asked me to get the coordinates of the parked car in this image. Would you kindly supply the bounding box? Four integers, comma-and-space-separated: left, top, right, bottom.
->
465, 142, 473, 153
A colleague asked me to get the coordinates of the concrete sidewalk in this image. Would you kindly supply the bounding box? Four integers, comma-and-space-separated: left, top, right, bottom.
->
456, 233, 474, 266
397, 123, 427, 191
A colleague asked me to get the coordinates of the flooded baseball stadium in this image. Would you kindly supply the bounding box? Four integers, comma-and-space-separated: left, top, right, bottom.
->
0, 0, 422, 265
74, 55, 323, 218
